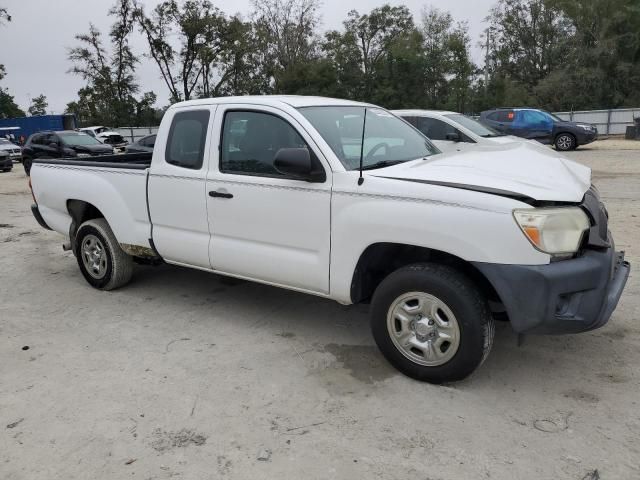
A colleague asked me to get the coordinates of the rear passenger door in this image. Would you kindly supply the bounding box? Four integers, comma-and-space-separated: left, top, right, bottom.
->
512, 110, 554, 142
484, 111, 514, 134
206, 105, 331, 294
148, 107, 216, 268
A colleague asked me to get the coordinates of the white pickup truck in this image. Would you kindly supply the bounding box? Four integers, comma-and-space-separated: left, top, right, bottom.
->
29, 96, 630, 383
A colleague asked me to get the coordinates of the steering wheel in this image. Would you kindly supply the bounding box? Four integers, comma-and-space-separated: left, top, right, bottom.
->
365, 142, 389, 162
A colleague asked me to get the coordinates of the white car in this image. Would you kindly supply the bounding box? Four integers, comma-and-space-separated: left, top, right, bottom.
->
393, 109, 533, 153
0, 138, 22, 162
79, 126, 114, 138
29, 96, 629, 383
96, 131, 128, 152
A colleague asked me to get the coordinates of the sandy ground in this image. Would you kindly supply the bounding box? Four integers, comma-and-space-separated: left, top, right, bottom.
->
1, 141, 639, 479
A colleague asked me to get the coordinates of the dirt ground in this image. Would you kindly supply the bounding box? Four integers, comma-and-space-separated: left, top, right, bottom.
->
1, 141, 639, 480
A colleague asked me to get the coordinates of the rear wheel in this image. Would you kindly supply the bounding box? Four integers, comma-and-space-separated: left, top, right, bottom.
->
555, 133, 576, 151
371, 263, 494, 383
75, 218, 133, 290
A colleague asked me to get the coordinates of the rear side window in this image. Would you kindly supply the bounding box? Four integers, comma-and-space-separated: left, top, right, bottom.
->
487, 111, 514, 123
416, 117, 459, 141
165, 110, 210, 169
400, 116, 418, 127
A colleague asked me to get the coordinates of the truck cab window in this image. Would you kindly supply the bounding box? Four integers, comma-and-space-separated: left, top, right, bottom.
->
165, 110, 210, 170
220, 110, 310, 177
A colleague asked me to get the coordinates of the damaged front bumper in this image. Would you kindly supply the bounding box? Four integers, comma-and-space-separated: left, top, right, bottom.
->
474, 239, 630, 334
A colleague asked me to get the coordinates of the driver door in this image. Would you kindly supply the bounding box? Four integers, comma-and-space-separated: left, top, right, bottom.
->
206, 104, 332, 294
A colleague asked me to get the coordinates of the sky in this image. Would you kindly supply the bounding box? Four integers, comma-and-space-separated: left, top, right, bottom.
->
0, 0, 494, 114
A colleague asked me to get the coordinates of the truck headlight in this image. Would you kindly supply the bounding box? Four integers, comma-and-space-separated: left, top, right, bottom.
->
513, 207, 590, 255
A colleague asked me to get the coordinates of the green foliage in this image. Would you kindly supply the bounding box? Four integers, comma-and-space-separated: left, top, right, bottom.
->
28, 94, 48, 116
0, 89, 25, 119
483, 0, 640, 111
67, 1, 158, 126
60, 0, 640, 125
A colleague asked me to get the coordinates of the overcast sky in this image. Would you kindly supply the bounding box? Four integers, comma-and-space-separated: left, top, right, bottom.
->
0, 0, 494, 114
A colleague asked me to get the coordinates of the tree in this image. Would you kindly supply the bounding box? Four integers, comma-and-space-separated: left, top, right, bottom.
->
68, 0, 157, 126
543, 0, 640, 109
28, 94, 48, 116
446, 22, 475, 112
198, 16, 271, 97
251, 0, 321, 92
135, 0, 231, 102
0, 6, 10, 24
345, 5, 415, 99
0, 6, 23, 118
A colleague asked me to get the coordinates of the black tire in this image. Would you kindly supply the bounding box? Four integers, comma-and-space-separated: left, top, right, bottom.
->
2, 168, 11, 173
371, 263, 494, 383
554, 133, 576, 151
75, 218, 133, 290
23, 158, 32, 176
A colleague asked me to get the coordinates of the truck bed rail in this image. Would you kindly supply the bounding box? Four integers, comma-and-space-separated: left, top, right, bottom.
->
33, 152, 152, 170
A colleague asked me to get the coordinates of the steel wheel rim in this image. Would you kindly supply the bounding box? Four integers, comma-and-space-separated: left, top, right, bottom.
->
386, 292, 461, 367
558, 135, 572, 150
81, 234, 108, 279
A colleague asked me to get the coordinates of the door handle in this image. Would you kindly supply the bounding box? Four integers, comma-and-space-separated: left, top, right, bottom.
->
209, 190, 233, 199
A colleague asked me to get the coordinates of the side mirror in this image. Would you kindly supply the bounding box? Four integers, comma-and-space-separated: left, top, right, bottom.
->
49, 142, 60, 150
445, 132, 461, 142
273, 148, 324, 182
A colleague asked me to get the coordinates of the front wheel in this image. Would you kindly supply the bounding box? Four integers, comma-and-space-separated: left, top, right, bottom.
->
371, 263, 494, 383
75, 218, 133, 290
555, 133, 576, 151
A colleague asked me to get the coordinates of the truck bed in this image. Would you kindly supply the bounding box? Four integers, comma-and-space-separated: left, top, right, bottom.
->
31, 151, 153, 249
33, 152, 152, 169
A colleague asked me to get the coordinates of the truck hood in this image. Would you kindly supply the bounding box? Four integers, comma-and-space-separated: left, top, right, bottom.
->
373, 142, 591, 203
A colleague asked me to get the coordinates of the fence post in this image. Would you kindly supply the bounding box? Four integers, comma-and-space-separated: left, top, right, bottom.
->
130, 127, 134, 143
606, 109, 612, 135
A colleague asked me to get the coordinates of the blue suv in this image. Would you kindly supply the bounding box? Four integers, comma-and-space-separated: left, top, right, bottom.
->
480, 108, 598, 151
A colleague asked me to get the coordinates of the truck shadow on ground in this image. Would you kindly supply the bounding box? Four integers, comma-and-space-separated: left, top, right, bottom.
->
126, 262, 634, 392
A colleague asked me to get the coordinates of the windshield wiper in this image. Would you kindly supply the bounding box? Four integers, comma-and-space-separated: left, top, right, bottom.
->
361, 160, 407, 171
481, 133, 506, 138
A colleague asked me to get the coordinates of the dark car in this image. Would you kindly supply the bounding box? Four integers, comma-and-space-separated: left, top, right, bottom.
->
0, 150, 11, 172
125, 134, 156, 154
480, 108, 598, 151
22, 130, 114, 175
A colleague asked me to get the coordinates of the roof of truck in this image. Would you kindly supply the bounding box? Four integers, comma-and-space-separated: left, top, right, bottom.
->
172, 95, 373, 109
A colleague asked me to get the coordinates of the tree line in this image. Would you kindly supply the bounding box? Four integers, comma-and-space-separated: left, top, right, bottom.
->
1, 0, 639, 127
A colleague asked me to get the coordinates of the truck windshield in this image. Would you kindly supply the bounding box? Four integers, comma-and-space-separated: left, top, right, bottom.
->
298, 106, 439, 170
59, 133, 103, 146
443, 113, 504, 138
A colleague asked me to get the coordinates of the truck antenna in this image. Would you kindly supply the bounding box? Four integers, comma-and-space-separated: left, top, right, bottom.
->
358, 108, 367, 186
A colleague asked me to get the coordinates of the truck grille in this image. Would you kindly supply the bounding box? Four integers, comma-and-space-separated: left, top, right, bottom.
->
581, 186, 609, 248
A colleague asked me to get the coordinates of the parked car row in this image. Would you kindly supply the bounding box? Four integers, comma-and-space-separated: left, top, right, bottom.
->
9, 104, 597, 176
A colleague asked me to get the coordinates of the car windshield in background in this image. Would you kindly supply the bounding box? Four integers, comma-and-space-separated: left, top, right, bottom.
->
299, 106, 439, 171
444, 113, 504, 138
59, 133, 103, 146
